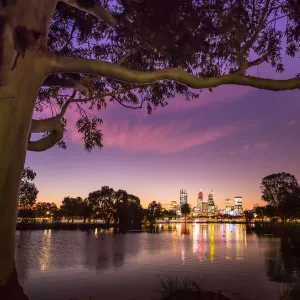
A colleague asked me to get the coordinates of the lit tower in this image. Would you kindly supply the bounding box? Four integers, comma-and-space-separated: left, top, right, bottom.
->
180, 189, 188, 207
197, 190, 203, 212
225, 198, 231, 214
234, 196, 243, 216
208, 190, 215, 217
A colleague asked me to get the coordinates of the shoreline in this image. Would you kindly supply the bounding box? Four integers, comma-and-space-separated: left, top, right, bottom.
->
15, 221, 247, 231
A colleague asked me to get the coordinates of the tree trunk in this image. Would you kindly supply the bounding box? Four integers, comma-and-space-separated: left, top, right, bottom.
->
0, 0, 57, 285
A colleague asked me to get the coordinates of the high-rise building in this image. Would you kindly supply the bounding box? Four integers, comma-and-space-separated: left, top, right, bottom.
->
170, 201, 177, 211
208, 191, 215, 217
234, 196, 243, 216
225, 198, 231, 214
202, 197, 208, 217
197, 190, 203, 212
180, 189, 188, 207
214, 204, 219, 215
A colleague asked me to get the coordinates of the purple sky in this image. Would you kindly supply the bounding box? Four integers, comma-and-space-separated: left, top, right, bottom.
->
27, 59, 300, 210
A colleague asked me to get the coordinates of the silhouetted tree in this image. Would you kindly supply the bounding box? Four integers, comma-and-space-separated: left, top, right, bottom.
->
114, 189, 131, 229
35, 202, 58, 220
244, 210, 254, 223
81, 198, 93, 223
146, 201, 163, 226
181, 203, 191, 224
261, 172, 300, 222
89, 186, 115, 225
18, 167, 39, 222
3, 0, 300, 285
60, 197, 83, 222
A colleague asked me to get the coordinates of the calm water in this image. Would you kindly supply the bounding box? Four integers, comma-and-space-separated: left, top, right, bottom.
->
15, 224, 300, 300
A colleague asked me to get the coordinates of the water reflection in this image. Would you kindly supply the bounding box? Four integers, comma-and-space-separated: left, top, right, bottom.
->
264, 237, 300, 283
13, 224, 300, 300
39, 230, 52, 272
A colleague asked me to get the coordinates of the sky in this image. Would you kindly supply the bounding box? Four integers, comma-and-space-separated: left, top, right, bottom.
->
27, 58, 300, 210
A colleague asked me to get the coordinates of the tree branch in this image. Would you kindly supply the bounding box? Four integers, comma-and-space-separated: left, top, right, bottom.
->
112, 96, 144, 109
42, 77, 89, 96
49, 54, 300, 91
27, 124, 64, 152
57, 21, 77, 53
63, 0, 117, 26
30, 115, 61, 133
234, 54, 269, 73
241, 0, 271, 53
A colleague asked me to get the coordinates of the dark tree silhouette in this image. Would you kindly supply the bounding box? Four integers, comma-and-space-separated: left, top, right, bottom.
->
18, 167, 39, 222
261, 172, 300, 221
146, 201, 162, 226
181, 203, 191, 224
2, 0, 300, 284
88, 186, 116, 225
60, 196, 83, 223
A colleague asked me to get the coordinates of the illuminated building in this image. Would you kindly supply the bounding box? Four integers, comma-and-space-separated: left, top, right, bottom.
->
192, 207, 200, 217
202, 199, 208, 217
214, 204, 219, 215
225, 198, 231, 214
228, 205, 236, 216
208, 191, 215, 217
234, 196, 243, 216
180, 189, 188, 207
219, 208, 225, 215
170, 201, 177, 211
197, 190, 203, 213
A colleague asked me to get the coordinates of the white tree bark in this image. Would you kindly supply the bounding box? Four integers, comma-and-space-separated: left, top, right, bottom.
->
0, 0, 57, 285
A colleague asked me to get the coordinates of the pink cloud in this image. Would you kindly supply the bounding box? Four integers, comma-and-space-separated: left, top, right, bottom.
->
153, 85, 251, 114
88, 120, 243, 153
288, 120, 296, 126
254, 142, 269, 150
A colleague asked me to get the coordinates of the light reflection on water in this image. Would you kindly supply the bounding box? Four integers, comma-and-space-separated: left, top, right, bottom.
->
15, 224, 300, 300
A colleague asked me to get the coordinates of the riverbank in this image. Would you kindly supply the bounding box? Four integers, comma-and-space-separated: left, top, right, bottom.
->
249, 223, 300, 236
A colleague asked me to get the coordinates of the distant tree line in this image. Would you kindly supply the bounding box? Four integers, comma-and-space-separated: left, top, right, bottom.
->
18, 169, 170, 228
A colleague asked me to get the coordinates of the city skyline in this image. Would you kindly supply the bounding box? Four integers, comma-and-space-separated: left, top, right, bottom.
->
175, 189, 244, 216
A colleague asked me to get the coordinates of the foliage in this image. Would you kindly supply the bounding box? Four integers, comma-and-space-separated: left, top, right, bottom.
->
114, 189, 144, 229
261, 172, 300, 220
181, 203, 191, 218
146, 201, 163, 225
60, 197, 83, 222
26, 0, 300, 151
18, 167, 39, 221
35, 202, 58, 218
261, 173, 300, 208
154, 276, 231, 300
162, 209, 177, 220
88, 186, 116, 224
244, 210, 254, 222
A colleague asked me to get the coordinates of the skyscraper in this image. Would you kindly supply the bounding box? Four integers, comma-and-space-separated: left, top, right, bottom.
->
197, 190, 203, 212
202, 195, 208, 217
234, 196, 243, 216
208, 191, 215, 217
225, 198, 231, 214
170, 201, 177, 211
180, 189, 188, 207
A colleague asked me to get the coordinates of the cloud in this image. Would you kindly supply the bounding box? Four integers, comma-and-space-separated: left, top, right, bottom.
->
92, 120, 243, 153
288, 120, 296, 126
153, 85, 251, 114
254, 142, 269, 150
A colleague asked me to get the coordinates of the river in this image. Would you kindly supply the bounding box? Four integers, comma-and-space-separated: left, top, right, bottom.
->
15, 223, 300, 300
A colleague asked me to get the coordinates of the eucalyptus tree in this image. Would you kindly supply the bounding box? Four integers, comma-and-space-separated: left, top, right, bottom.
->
1, 0, 300, 285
